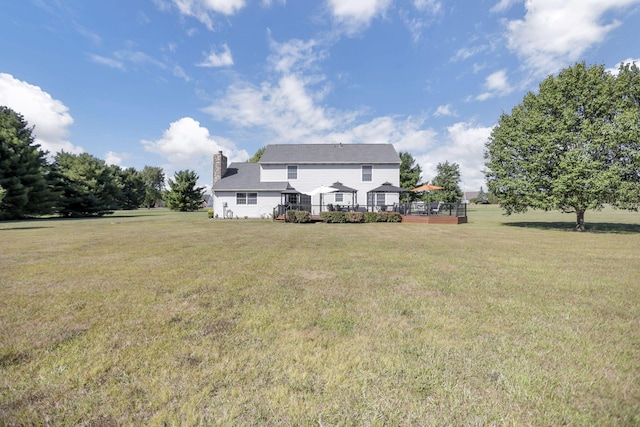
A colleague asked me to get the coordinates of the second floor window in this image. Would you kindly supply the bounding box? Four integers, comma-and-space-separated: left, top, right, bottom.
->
287, 165, 297, 180
362, 165, 372, 182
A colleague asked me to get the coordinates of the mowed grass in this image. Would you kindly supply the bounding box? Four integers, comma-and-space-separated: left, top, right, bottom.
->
1, 206, 639, 426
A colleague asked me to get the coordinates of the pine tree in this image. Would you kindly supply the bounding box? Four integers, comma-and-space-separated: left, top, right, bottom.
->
0, 106, 57, 219
165, 170, 205, 211
53, 152, 120, 217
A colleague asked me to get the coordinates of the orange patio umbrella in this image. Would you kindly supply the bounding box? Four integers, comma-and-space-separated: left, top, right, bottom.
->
411, 184, 444, 211
411, 184, 443, 192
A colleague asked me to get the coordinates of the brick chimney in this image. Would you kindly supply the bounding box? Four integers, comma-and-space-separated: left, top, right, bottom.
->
213, 151, 227, 186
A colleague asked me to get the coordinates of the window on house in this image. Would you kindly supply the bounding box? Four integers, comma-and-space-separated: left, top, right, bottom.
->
237, 193, 258, 205
376, 193, 386, 206
335, 193, 343, 202
286, 194, 299, 204
287, 165, 297, 180
362, 165, 372, 182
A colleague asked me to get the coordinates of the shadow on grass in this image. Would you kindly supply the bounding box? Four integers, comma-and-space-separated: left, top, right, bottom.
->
0, 226, 52, 231
504, 221, 640, 234
1, 213, 157, 224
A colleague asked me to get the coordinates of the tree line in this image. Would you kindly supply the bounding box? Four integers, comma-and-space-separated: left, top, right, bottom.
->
0, 106, 204, 220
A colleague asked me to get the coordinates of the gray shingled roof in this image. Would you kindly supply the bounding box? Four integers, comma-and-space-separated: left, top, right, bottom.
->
212, 162, 289, 191
259, 143, 400, 164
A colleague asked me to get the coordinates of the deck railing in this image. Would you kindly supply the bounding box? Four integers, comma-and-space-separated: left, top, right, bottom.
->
397, 201, 467, 217
274, 201, 467, 218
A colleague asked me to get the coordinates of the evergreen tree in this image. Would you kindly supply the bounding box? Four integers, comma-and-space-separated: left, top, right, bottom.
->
431, 161, 463, 202
0, 106, 57, 219
399, 151, 422, 202
248, 146, 265, 162
165, 170, 205, 211
113, 166, 145, 210
53, 152, 120, 217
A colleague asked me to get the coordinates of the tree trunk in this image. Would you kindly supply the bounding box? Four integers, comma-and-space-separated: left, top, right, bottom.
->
575, 210, 585, 231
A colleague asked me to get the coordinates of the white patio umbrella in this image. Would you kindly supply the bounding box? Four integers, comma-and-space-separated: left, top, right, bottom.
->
305, 185, 338, 212
306, 185, 339, 196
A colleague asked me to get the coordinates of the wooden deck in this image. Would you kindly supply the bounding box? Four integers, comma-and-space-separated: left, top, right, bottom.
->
276, 214, 467, 224
401, 215, 467, 224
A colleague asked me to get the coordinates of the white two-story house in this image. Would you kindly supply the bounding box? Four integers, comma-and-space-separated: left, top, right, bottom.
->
211, 143, 402, 218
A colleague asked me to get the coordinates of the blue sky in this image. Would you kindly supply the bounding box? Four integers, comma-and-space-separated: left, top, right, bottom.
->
1, 0, 639, 193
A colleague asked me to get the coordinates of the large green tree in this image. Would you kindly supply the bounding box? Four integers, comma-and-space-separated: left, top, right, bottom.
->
399, 151, 422, 201
165, 169, 205, 211
431, 161, 463, 202
485, 62, 640, 231
0, 106, 57, 219
53, 152, 121, 217
140, 165, 165, 209
113, 166, 145, 210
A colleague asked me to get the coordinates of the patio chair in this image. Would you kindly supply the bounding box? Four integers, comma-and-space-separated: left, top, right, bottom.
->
417, 202, 427, 215
431, 202, 444, 215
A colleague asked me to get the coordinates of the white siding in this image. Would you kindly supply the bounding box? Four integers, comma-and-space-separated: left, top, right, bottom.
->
260, 165, 286, 182
213, 191, 281, 219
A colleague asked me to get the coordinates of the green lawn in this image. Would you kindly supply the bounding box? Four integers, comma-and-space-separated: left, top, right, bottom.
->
1, 206, 639, 425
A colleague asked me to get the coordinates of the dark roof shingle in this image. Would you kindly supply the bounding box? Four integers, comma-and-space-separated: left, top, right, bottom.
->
259, 143, 400, 164
212, 162, 288, 191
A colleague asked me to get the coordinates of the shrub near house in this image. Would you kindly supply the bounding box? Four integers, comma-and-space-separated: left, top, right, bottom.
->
318, 211, 400, 223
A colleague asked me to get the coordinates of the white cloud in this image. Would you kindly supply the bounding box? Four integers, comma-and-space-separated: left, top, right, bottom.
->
204, 33, 445, 163
90, 48, 167, 72
316, 116, 438, 154
451, 45, 488, 62
486, 69, 511, 91
170, 0, 246, 29
262, 0, 286, 5
506, 0, 640, 77
197, 44, 234, 67
114, 49, 166, 69
205, 37, 336, 143
490, 0, 521, 13
433, 104, 456, 117
206, 74, 336, 143
327, 0, 392, 34
104, 151, 128, 166
417, 121, 493, 191
0, 73, 83, 155
141, 117, 248, 186
89, 54, 125, 70
401, 0, 442, 42
476, 69, 513, 101
143, 117, 224, 161
173, 65, 190, 81
414, 0, 442, 13
268, 36, 325, 74
607, 57, 640, 75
